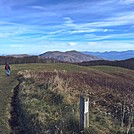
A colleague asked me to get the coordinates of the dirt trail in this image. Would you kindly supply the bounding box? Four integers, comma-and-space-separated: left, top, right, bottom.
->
8, 82, 26, 134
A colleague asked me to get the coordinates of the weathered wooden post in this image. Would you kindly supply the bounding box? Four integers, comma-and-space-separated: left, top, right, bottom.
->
80, 96, 89, 131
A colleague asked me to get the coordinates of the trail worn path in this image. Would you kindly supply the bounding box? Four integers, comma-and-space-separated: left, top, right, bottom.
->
0, 65, 26, 134
0, 71, 18, 133
9, 82, 26, 134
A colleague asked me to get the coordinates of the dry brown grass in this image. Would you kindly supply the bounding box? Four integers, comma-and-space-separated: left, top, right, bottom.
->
17, 67, 134, 133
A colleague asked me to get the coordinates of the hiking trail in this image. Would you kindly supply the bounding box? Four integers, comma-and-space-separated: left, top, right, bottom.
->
9, 82, 26, 134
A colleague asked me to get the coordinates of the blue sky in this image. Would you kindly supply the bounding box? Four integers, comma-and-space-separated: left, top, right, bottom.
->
0, 0, 134, 54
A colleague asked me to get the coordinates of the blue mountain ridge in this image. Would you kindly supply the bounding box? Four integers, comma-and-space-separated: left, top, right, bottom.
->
81, 50, 134, 60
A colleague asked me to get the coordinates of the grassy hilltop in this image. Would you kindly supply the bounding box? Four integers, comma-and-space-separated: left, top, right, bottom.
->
0, 63, 134, 134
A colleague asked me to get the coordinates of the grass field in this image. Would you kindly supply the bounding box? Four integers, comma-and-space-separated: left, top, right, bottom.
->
0, 63, 91, 133
0, 65, 18, 133
0, 63, 134, 133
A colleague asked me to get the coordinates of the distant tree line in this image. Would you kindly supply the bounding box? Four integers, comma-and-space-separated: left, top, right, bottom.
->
0, 56, 60, 65
77, 58, 134, 70
1, 56, 133, 70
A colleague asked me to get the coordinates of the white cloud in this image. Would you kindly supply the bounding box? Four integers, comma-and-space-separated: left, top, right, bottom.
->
48, 30, 66, 35
39, 41, 134, 52
85, 32, 134, 41
0, 0, 134, 54
1, 40, 133, 55
0, 21, 19, 25
104, 29, 108, 32
30, 6, 45, 10
61, 13, 134, 36
10, 45, 24, 48
81, 13, 134, 28
119, 0, 134, 4
68, 42, 77, 46
62, 11, 134, 33
63, 17, 75, 27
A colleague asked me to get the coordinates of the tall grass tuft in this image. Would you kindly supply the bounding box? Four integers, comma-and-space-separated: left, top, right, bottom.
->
18, 70, 80, 133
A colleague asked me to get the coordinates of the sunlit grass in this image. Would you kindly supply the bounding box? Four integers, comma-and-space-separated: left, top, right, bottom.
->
88, 65, 131, 73
0, 63, 134, 133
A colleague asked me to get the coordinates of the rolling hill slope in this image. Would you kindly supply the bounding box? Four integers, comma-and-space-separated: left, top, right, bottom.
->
0, 63, 133, 133
77, 58, 134, 70
39, 50, 102, 62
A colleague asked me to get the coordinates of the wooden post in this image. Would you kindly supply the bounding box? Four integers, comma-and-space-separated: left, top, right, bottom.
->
80, 96, 89, 131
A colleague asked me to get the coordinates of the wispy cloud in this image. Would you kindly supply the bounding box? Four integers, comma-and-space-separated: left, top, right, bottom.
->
0, 0, 134, 54
68, 42, 77, 46
119, 0, 134, 4
10, 44, 24, 48
30, 6, 46, 10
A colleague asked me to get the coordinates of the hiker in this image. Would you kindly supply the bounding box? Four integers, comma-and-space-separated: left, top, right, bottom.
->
5, 63, 10, 76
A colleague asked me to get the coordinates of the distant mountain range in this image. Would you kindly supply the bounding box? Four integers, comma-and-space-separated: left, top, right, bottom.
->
1, 50, 134, 62
39, 50, 102, 62
6, 54, 30, 58
82, 50, 134, 60
0, 51, 133, 70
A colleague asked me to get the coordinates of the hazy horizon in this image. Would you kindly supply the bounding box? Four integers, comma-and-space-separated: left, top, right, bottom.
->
0, 49, 134, 56
0, 0, 134, 54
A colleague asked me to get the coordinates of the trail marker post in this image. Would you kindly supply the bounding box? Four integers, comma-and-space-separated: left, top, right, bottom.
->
80, 96, 89, 131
